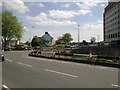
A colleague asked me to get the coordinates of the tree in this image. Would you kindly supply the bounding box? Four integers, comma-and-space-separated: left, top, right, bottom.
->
90, 37, 96, 44
57, 36, 62, 40
82, 40, 88, 45
56, 36, 64, 44
61, 33, 73, 44
25, 41, 31, 46
2, 11, 24, 48
31, 36, 42, 47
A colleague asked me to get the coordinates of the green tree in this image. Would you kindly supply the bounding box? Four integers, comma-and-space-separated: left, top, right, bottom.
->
90, 37, 96, 44
2, 11, 24, 48
61, 33, 73, 44
25, 41, 31, 46
31, 36, 42, 47
57, 36, 62, 40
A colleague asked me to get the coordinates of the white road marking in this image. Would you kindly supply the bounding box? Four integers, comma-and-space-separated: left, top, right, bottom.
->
17, 62, 24, 65
45, 69, 78, 78
99, 67, 109, 69
24, 64, 32, 67
111, 84, 120, 88
17, 62, 32, 67
2, 85, 11, 90
6, 59, 13, 62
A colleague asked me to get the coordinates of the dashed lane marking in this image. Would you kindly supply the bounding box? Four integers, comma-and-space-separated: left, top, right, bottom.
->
2, 85, 11, 90
111, 84, 120, 88
45, 69, 78, 78
24, 63, 32, 67
5, 59, 13, 62
17, 62, 32, 67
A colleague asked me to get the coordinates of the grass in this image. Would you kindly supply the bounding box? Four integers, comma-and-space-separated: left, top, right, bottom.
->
56, 44, 66, 48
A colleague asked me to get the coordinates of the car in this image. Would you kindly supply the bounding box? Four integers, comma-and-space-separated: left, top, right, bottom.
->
0, 52, 4, 62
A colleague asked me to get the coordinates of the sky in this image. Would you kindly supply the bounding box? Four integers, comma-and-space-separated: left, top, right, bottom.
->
1, 0, 108, 43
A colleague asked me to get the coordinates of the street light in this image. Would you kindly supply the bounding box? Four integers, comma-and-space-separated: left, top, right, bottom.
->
75, 24, 80, 47
29, 26, 34, 41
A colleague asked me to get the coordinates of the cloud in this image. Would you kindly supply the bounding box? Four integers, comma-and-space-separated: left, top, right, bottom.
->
79, 20, 103, 41
4, 0, 29, 13
0, 2, 2, 7
28, 2, 45, 7
49, 9, 91, 19
25, 8, 92, 26
38, 3, 45, 7
49, 10, 79, 19
101, 3, 106, 7
78, 9, 91, 15
76, 2, 99, 10
62, 4, 70, 8
26, 13, 77, 26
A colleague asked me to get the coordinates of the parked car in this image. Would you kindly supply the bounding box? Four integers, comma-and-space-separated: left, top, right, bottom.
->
0, 52, 4, 62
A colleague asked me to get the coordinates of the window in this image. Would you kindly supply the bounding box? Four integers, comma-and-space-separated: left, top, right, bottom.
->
118, 32, 120, 37
115, 33, 118, 38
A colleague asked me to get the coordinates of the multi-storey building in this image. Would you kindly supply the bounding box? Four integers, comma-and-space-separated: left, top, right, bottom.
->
103, 1, 120, 45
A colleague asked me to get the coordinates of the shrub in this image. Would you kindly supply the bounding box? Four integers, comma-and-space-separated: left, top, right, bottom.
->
106, 60, 113, 63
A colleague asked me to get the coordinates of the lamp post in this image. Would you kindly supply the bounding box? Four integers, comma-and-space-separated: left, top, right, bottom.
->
29, 26, 34, 41
75, 24, 80, 47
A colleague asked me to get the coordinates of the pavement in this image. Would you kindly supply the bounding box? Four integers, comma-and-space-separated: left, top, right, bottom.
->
2, 51, 119, 89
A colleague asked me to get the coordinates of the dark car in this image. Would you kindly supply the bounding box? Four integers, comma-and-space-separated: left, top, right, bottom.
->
0, 52, 4, 62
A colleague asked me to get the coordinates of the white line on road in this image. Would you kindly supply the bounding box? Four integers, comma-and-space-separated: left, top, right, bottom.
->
17, 62, 32, 67
6, 59, 13, 62
17, 62, 24, 65
24, 63, 32, 67
111, 84, 120, 88
2, 85, 11, 90
45, 69, 78, 78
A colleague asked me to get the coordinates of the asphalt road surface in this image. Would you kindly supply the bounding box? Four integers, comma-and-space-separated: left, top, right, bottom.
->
2, 51, 119, 88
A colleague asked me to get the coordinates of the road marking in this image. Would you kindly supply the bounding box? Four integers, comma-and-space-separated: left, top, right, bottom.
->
17, 62, 32, 67
45, 69, 78, 78
111, 84, 120, 88
6, 59, 13, 62
17, 62, 24, 65
2, 85, 11, 90
24, 64, 32, 67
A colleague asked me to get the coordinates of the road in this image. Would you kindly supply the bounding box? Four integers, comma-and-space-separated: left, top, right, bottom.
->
2, 51, 119, 88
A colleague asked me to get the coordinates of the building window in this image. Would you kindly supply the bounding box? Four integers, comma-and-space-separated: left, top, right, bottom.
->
113, 34, 115, 38
118, 32, 120, 37
115, 33, 118, 38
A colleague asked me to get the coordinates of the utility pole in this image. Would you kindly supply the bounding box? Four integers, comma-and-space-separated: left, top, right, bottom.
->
29, 26, 34, 42
98, 34, 99, 42
75, 24, 80, 47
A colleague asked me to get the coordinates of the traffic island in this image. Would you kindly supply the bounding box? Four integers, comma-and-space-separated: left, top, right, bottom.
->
28, 52, 120, 68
